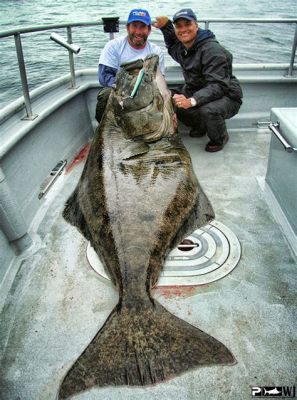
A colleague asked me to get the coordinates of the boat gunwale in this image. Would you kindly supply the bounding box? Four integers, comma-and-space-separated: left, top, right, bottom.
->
0, 63, 296, 120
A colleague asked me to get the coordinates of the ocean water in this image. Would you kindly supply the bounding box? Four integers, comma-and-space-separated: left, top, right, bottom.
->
0, 0, 296, 110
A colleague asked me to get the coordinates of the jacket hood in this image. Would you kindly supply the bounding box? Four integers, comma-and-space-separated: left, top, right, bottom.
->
196, 28, 215, 45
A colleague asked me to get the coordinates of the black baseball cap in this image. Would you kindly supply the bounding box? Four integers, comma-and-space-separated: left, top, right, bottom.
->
172, 8, 197, 23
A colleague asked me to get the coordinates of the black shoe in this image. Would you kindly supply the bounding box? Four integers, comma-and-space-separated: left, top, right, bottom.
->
189, 127, 207, 137
205, 133, 229, 152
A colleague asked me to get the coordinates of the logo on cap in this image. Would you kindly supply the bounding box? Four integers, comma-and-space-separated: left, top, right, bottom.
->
127, 9, 151, 26
132, 11, 146, 17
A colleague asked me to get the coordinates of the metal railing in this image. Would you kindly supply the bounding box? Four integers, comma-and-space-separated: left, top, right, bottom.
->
0, 18, 297, 120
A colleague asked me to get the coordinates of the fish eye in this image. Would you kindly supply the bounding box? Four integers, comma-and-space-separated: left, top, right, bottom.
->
143, 72, 152, 82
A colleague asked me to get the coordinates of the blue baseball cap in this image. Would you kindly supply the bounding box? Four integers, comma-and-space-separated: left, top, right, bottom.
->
173, 8, 197, 23
127, 9, 151, 26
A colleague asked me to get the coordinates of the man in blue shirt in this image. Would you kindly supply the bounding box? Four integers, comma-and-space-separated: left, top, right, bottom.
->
96, 9, 165, 123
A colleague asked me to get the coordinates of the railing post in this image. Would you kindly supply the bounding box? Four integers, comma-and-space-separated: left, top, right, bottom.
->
287, 23, 297, 77
14, 33, 37, 120
205, 21, 210, 30
66, 26, 78, 88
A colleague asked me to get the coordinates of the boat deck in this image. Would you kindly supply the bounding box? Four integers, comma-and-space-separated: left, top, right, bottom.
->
0, 129, 296, 400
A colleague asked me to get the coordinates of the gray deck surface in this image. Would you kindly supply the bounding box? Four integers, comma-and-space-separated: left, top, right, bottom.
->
0, 130, 296, 400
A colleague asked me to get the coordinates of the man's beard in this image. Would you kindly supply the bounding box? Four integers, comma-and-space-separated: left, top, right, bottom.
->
128, 33, 148, 48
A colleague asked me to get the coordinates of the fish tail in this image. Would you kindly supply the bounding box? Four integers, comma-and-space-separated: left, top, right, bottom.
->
59, 299, 235, 398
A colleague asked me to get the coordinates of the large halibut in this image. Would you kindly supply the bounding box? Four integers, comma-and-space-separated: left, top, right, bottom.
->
59, 54, 235, 399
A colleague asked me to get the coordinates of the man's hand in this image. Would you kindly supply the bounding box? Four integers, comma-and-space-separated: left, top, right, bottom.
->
153, 16, 169, 29
173, 94, 192, 109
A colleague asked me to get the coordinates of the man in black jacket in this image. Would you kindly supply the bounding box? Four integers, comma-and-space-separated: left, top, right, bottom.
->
154, 9, 242, 152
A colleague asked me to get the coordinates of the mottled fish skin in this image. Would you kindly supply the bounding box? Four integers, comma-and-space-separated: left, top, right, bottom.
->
59, 55, 235, 399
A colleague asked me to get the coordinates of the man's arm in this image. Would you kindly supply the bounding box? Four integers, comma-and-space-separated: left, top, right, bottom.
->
98, 39, 119, 86
98, 64, 118, 87
172, 46, 231, 110
154, 17, 180, 62
191, 47, 230, 106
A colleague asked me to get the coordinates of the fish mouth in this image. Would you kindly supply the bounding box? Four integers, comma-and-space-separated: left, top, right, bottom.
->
112, 54, 175, 142
114, 55, 160, 112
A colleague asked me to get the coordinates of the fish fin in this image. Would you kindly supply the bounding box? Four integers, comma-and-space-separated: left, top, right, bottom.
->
58, 300, 235, 398
63, 188, 92, 241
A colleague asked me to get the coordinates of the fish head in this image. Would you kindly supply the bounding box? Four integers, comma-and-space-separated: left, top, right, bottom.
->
112, 54, 176, 142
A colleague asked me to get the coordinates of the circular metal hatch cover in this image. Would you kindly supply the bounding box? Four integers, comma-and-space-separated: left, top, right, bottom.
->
86, 220, 241, 286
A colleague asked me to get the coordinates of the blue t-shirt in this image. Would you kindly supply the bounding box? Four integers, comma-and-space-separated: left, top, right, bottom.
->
98, 36, 165, 86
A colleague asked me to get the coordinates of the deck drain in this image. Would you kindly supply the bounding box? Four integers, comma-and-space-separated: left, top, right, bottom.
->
86, 220, 241, 286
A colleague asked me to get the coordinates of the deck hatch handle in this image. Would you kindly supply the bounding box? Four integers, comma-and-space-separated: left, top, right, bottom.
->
268, 122, 297, 153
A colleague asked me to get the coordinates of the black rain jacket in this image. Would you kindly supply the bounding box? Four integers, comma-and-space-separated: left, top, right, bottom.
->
161, 21, 243, 106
